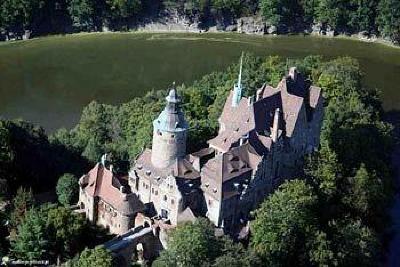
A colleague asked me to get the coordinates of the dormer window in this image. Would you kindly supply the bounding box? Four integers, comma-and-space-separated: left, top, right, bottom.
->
213, 188, 217, 193
146, 170, 151, 176
205, 183, 209, 187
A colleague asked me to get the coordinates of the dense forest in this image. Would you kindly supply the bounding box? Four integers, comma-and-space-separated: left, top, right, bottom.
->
0, 0, 399, 43
0, 53, 396, 265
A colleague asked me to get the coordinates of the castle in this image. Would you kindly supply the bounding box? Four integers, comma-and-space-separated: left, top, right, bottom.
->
78, 61, 324, 236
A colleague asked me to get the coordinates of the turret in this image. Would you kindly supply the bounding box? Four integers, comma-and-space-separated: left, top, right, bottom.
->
151, 84, 189, 169
232, 54, 244, 107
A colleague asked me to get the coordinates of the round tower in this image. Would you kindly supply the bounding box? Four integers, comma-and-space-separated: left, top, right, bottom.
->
151, 85, 189, 169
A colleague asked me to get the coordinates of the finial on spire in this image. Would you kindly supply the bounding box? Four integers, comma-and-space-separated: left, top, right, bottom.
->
166, 81, 180, 104
232, 52, 244, 107
238, 52, 243, 86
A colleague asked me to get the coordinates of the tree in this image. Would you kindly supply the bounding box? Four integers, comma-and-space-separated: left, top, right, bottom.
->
211, 0, 242, 16
0, 0, 40, 32
347, 0, 378, 33
315, 0, 347, 30
344, 164, 389, 231
56, 173, 79, 206
213, 237, 260, 267
306, 145, 342, 199
299, 0, 317, 25
78, 246, 113, 267
0, 179, 9, 201
46, 206, 88, 260
153, 218, 220, 267
105, 0, 142, 29
260, 0, 299, 27
76, 101, 115, 162
0, 211, 9, 259
0, 121, 12, 201
331, 219, 379, 266
251, 180, 319, 266
9, 187, 34, 230
0, 119, 82, 195
378, 0, 400, 43
308, 230, 337, 266
0, 120, 12, 173
67, 0, 95, 31
11, 209, 49, 260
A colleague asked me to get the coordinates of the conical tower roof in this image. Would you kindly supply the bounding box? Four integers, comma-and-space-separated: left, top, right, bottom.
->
153, 84, 188, 133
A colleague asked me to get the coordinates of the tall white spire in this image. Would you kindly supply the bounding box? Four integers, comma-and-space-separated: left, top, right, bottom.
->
232, 53, 244, 107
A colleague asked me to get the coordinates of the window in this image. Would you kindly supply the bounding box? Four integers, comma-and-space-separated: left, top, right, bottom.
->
155, 190, 158, 196
161, 209, 168, 219
164, 195, 168, 201
152, 188, 154, 194
171, 199, 175, 205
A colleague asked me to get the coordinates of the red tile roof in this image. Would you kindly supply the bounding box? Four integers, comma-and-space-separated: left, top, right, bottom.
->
82, 163, 144, 216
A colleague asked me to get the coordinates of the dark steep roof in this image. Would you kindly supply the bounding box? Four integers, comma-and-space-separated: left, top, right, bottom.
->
134, 149, 201, 184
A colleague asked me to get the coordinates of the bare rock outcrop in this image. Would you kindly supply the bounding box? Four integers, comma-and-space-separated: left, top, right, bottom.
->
237, 16, 266, 35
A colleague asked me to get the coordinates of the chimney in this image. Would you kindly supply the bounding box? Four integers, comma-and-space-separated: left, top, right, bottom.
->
240, 133, 249, 146
288, 67, 298, 81
271, 108, 280, 143
240, 138, 244, 146
247, 96, 254, 106
120, 186, 127, 194
256, 88, 263, 101
101, 153, 108, 166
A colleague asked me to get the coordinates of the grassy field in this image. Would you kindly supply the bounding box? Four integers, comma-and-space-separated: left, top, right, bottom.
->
1, 32, 399, 131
